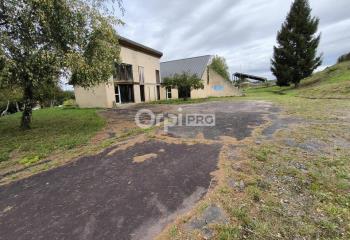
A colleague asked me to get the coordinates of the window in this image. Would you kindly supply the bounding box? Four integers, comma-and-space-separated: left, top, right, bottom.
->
138, 66, 144, 84
166, 87, 172, 99
140, 85, 145, 102
114, 63, 133, 81
156, 86, 160, 100
114, 85, 121, 104
155, 70, 160, 84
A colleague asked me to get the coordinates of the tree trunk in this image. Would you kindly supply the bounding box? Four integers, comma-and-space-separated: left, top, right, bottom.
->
16, 102, 20, 112
1, 100, 10, 117
21, 82, 34, 130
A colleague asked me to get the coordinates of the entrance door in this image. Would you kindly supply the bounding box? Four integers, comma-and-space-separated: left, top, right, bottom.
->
119, 84, 134, 103
140, 85, 145, 102
156, 86, 160, 100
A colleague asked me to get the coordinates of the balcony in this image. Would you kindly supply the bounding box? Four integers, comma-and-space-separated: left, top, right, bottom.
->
113, 63, 133, 83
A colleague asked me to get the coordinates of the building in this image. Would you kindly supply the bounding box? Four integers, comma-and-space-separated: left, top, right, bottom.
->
74, 37, 164, 108
160, 55, 240, 100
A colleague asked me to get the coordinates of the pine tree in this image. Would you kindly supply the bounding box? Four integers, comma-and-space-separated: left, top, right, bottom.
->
271, 0, 322, 87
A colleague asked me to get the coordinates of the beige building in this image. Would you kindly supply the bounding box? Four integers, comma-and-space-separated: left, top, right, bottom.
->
160, 55, 241, 100
74, 37, 164, 108
74, 39, 240, 108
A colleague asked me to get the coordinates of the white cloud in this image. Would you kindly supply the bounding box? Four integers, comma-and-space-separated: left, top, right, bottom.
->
117, 0, 350, 79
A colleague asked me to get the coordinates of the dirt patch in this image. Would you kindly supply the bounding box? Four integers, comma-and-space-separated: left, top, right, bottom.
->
133, 153, 158, 163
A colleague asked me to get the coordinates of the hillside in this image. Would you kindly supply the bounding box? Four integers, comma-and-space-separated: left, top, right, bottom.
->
246, 61, 350, 99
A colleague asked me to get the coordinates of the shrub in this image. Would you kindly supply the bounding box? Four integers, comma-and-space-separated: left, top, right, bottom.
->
210, 55, 230, 81
63, 99, 77, 108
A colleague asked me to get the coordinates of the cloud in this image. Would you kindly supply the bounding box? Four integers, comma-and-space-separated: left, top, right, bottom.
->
118, 0, 350, 79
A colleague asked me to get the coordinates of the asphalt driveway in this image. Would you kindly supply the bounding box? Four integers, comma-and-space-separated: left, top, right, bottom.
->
0, 101, 278, 240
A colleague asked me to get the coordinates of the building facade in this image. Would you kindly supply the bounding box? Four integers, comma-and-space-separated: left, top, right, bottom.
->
160, 55, 241, 100
74, 37, 164, 108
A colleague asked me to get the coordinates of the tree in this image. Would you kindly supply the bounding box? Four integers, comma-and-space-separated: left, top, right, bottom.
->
162, 72, 204, 101
271, 0, 322, 87
0, 0, 123, 129
210, 55, 230, 81
0, 87, 22, 115
337, 52, 350, 63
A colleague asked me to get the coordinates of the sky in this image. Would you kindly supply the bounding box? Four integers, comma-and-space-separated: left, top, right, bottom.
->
116, 0, 350, 79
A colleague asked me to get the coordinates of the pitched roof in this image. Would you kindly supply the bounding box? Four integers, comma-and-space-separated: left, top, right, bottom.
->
160, 55, 213, 80
118, 36, 163, 58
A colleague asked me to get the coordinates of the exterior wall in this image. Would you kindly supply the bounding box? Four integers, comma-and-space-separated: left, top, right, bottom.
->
120, 46, 160, 103
74, 45, 162, 108
74, 78, 115, 108
159, 86, 178, 100
191, 67, 241, 99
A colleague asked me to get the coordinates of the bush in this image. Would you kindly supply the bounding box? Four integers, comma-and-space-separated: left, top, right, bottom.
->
337, 52, 350, 63
63, 99, 77, 108
210, 55, 230, 81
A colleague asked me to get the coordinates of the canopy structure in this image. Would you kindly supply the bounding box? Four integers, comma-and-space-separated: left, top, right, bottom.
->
233, 72, 267, 82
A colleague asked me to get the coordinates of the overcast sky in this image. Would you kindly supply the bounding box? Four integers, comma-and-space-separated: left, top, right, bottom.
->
117, 0, 350, 79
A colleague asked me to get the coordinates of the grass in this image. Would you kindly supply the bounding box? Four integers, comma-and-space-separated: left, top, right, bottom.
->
244, 60, 350, 100
209, 62, 350, 239
0, 108, 105, 166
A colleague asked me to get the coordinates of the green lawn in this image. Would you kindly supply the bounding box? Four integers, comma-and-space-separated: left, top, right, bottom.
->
244, 60, 350, 100
0, 108, 105, 166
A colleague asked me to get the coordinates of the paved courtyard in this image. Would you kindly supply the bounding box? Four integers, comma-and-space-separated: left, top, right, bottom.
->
0, 101, 280, 240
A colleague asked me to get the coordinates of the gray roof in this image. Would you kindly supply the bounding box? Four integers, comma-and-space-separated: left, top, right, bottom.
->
160, 55, 213, 80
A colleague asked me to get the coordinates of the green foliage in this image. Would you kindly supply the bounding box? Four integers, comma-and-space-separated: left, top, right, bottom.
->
271, 0, 322, 87
19, 156, 40, 166
63, 99, 78, 108
162, 72, 204, 100
337, 52, 350, 63
210, 55, 230, 81
0, 0, 123, 128
0, 108, 105, 163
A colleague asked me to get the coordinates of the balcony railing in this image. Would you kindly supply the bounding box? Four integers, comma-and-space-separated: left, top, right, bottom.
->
113, 63, 133, 82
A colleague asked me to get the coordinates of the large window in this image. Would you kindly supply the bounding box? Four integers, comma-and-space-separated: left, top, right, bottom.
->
166, 87, 172, 99
156, 70, 160, 84
138, 66, 144, 84
114, 63, 133, 81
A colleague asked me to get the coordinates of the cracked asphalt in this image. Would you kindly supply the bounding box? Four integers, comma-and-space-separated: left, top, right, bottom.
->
0, 101, 280, 240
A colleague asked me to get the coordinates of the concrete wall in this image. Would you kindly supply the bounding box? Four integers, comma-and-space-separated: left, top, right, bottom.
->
74, 45, 162, 108
159, 86, 179, 100
191, 67, 241, 99
160, 67, 239, 100
75, 79, 115, 108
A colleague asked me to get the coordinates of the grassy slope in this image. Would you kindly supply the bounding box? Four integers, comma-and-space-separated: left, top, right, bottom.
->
0, 108, 105, 166
246, 60, 350, 99
211, 64, 350, 239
